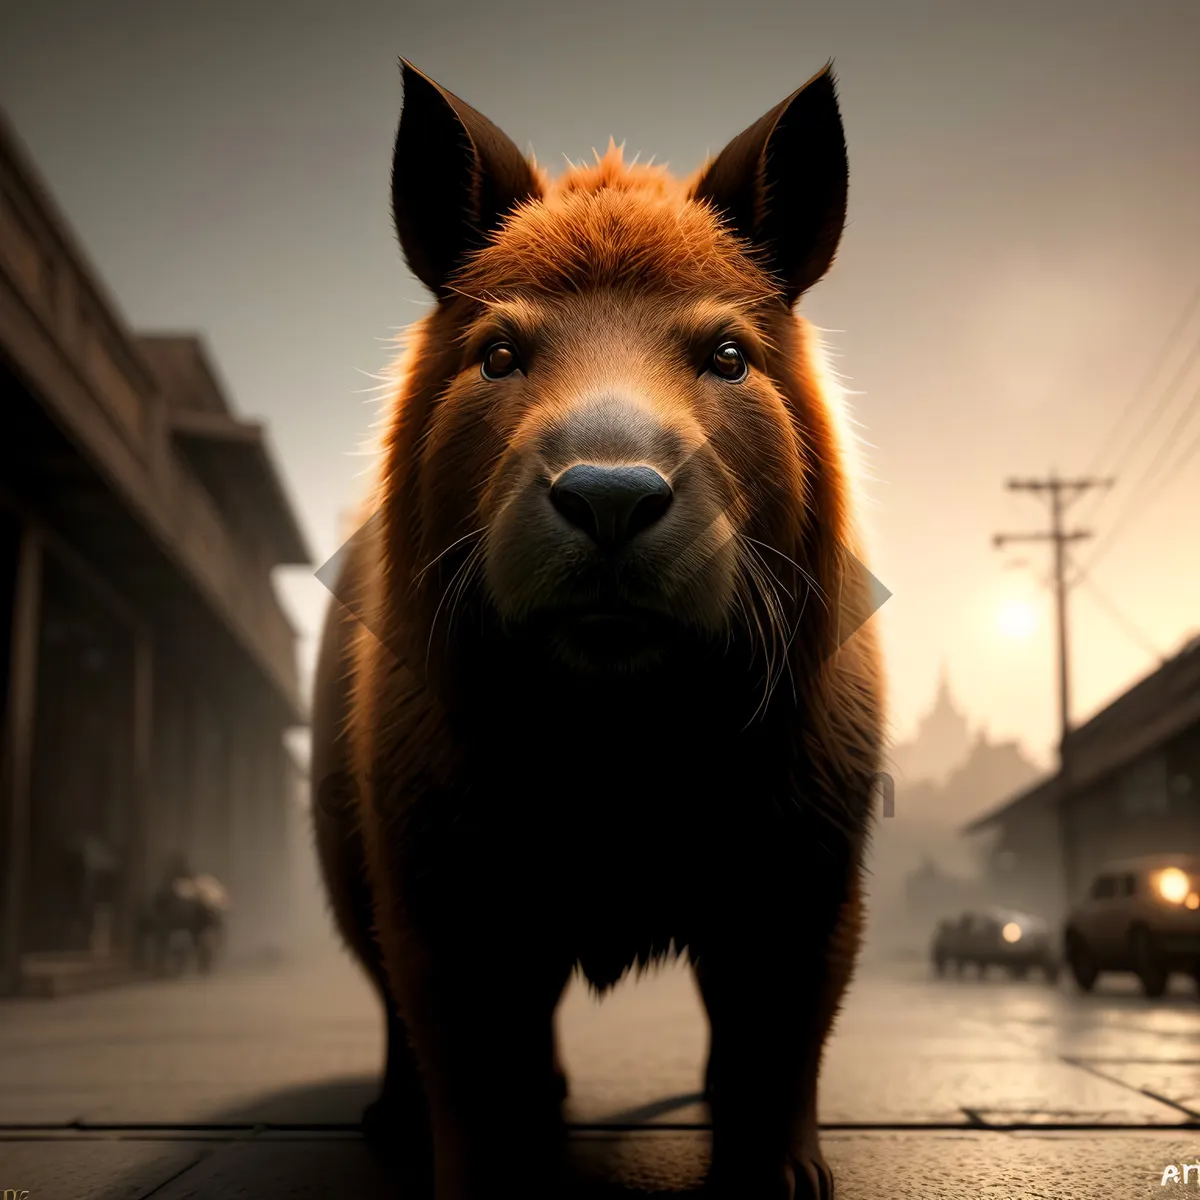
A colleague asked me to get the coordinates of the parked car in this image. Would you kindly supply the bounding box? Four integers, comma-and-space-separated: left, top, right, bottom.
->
932, 907, 1059, 981
1063, 854, 1200, 998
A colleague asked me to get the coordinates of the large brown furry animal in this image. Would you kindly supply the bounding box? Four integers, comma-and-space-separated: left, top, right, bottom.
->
312, 58, 886, 1200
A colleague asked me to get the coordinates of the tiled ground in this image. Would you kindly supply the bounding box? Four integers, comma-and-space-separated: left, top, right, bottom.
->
1, 936, 1198, 1197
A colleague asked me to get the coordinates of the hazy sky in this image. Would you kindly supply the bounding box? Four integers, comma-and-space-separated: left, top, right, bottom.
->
2, 0, 1198, 765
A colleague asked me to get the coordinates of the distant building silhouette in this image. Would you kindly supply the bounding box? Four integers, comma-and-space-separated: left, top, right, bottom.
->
866, 668, 1044, 950
922, 729, 1043, 827
887, 662, 974, 788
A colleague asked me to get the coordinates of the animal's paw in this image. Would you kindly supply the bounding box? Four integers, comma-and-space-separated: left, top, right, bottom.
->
790, 1149, 835, 1200
707, 1147, 835, 1199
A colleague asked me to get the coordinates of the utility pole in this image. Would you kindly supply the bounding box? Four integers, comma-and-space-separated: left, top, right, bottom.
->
993, 471, 1113, 753
993, 470, 1113, 906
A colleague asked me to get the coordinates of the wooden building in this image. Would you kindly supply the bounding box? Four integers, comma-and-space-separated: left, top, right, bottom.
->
964, 634, 1200, 920
0, 107, 311, 994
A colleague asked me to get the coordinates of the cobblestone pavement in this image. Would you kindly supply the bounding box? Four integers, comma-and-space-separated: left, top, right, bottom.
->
2, 934, 1198, 1197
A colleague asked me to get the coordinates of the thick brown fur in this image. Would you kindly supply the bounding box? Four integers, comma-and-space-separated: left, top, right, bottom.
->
313, 59, 886, 1200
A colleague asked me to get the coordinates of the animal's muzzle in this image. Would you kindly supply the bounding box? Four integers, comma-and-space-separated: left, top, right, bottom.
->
549, 464, 673, 552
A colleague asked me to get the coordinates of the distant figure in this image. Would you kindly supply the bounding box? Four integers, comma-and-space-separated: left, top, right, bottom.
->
140, 853, 230, 975
64, 833, 119, 954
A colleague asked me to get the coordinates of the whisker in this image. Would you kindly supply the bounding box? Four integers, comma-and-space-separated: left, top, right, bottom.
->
741, 536, 794, 604
412, 527, 488, 589
751, 563, 787, 725
425, 533, 487, 671
741, 542, 788, 693
741, 536, 829, 612
766, 577, 810, 713
736, 548, 782, 729
444, 539, 488, 647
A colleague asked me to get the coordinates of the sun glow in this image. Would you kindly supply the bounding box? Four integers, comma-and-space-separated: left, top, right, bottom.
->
997, 598, 1038, 640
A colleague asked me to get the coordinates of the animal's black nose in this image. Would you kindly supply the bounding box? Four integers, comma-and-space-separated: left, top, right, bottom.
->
549, 464, 673, 550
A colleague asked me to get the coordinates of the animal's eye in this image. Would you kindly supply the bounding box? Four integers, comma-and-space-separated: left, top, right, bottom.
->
481, 341, 521, 380
709, 341, 748, 383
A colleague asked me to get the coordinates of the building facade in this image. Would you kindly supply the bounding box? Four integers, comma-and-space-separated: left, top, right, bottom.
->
0, 108, 311, 994
963, 635, 1200, 921
960, 773, 1066, 921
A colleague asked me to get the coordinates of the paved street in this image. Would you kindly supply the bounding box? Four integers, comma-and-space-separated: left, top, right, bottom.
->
2, 932, 1199, 1198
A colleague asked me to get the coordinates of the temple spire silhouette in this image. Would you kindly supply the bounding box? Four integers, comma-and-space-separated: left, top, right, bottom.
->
891, 661, 973, 787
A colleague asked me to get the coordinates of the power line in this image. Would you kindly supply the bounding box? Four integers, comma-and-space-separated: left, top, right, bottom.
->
1073, 379, 1200, 580
1149, 406, 1200, 500
1078, 281, 1200, 489
1082, 333, 1200, 517
1074, 328, 1200, 542
1072, 566, 1165, 665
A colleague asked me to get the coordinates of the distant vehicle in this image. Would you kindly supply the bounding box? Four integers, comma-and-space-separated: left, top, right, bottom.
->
1063, 854, 1200, 998
932, 907, 1060, 982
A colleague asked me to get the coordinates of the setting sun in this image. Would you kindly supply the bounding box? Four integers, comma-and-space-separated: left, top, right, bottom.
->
998, 598, 1038, 640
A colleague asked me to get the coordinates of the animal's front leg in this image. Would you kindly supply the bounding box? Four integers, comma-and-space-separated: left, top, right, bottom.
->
402, 954, 571, 1199
362, 996, 433, 1189
695, 873, 863, 1200
378, 868, 574, 1200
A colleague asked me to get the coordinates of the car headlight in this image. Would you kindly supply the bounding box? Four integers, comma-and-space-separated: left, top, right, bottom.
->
1155, 868, 1190, 904
1001, 922, 1022, 943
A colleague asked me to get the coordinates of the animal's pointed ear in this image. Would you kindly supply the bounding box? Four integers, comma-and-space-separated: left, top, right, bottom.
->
690, 63, 848, 306
392, 60, 543, 299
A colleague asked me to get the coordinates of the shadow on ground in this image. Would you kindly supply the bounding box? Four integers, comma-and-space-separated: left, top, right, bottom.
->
98, 1078, 713, 1197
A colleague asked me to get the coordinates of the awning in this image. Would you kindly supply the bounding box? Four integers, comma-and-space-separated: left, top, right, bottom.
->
168, 409, 311, 566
